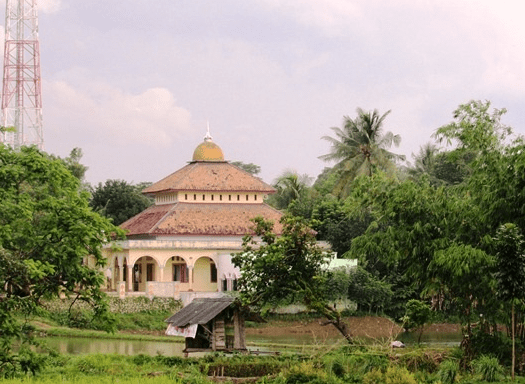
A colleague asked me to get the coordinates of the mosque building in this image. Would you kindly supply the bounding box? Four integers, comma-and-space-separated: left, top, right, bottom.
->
103, 131, 283, 303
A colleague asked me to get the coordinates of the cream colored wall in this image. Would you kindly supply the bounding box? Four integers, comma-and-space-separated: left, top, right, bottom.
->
177, 191, 263, 204
104, 246, 227, 293
192, 256, 218, 292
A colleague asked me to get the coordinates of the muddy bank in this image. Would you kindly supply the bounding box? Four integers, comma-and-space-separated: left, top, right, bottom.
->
246, 316, 460, 341
121, 316, 460, 341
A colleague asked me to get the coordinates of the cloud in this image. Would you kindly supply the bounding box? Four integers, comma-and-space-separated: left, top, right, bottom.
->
45, 77, 192, 148
257, 0, 365, 37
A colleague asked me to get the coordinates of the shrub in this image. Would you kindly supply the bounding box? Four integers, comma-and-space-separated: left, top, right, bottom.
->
363, 368, 383, 384
472, 355, 504, 382
283, 361, 336, 384
384, 366, 417, 384
437, 359, 459, 384
397, 350, 444, 373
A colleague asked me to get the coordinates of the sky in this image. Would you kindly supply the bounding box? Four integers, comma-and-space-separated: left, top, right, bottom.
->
1, 0, 525, 186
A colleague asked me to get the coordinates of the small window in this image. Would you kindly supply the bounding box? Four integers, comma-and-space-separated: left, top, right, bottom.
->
237, 195, 240, 201
246, 195, 249, 201
202, 194, 205, 201
211, 195, 214, 201
254, 195, 257, 201
222, 279, 228, 291
220, 195, 223, 201
185, 194, 188, 200
193, 194, 197, 200
229, 195, 231, 201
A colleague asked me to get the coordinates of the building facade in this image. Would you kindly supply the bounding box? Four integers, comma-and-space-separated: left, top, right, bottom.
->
103, 133, 283, 304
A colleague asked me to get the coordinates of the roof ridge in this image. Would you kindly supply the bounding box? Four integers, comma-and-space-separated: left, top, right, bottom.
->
148, 202, 180, 234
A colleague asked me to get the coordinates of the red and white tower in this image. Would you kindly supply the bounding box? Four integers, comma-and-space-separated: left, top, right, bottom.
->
1, 0, 43, 149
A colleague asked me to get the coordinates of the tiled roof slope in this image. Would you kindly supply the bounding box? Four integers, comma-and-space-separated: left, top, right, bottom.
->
142, 162, 275, 194
121, 202, 283, 236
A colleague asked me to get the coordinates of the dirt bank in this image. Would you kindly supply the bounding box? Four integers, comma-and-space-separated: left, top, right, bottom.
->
246, 316, 460, 341
120, 316, 460, 341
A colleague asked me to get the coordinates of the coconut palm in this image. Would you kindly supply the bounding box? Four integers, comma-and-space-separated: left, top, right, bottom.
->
408, 142, 439, 181
320, 108, 404, 197
268, 170, 312, 210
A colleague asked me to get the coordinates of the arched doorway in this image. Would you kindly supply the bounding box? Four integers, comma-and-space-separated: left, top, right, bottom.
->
193, 256, 218, 292
169, 256, 189, 284
132, 256, 159, 292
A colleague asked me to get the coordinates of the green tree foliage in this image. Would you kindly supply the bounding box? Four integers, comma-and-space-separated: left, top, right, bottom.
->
312, 197, 372, 257
232, 215, 353, 342
320, 108, 404, 197
493, 223, 525, 379
435, 100, 511, 156
347, 101, 525, 359
62, 147, 89, 181
266, 170, 312, 211
89, 179, 153, 225
408, 143, 472, 186
346, 266, 392, 314
0, 145, 122, 376
230, 161, 261, 175
402, 300, 432, 343
48, 147, 89, 183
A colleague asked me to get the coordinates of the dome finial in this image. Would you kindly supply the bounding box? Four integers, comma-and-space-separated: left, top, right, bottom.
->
192, 122, 224, 162
204, 121, 212, 142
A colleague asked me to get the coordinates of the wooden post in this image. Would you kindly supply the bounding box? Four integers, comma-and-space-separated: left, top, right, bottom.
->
213, 317, 226, 351
233, 309, 246, 350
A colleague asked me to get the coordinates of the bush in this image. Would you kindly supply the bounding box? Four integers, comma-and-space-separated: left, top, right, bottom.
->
472, 355, 504, 382
437, 359, 459, 384
363, 368, 383, 384
397, 350, 444, 373
470, 329, 514, 365
384, 366, 417, 384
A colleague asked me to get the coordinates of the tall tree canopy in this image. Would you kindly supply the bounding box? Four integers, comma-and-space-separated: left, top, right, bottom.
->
266, 170, 312, 211
90, 179, 153, 225
232, 215, 353, 343
0, 145, 122, 376
347, 101, 525, 357
230, 161, 261, 175
320, 108, 404, 197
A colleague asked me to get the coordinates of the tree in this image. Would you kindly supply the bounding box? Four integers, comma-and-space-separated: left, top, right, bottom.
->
90, 179, 153, 225
407, 144, 473, 186
434, 100, 511, 157
231, 215, 353, 343
402, 299, 432, 344
493, 223, 525, 380
230, 161, 261, 175
266, 170, 312, 211
320, 108, 404, 197
0, 145, 122, 376
312, 197, 371, 257
48, 147, 89, 183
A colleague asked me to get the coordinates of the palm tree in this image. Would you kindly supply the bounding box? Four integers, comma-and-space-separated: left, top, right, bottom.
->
268, 170, 312, 210
407, 142, 438, 181
319, 108, 404, 197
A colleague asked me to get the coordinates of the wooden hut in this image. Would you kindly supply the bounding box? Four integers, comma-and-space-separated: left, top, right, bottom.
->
165, 297, 256, 354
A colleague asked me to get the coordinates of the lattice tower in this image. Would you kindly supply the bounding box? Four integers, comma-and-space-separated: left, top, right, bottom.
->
1, 0, 43, 150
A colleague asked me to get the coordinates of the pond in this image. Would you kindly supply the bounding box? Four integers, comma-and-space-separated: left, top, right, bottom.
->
40, 330, 462, 357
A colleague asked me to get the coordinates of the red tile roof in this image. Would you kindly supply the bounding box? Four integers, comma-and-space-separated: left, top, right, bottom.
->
142, 162, 276, 194
121, 202, 283, 236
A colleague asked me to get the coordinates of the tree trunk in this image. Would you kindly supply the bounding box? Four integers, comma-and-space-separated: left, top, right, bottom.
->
320, 306, 353, 344
510, 302, 516, 381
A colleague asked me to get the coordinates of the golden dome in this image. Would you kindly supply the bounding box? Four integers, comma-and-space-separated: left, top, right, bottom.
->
192, 139, 225, 162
